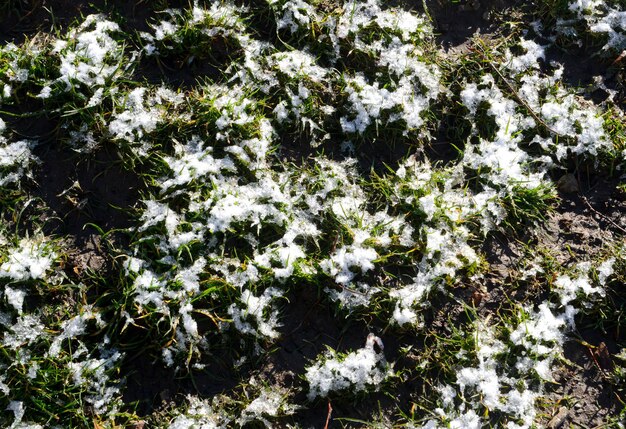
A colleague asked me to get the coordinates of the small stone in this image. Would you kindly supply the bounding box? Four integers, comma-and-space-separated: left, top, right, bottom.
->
557, 174, 579, 194
548, 406, 569, 429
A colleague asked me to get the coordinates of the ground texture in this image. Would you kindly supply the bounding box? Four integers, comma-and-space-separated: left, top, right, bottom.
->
0, 0, 625, 428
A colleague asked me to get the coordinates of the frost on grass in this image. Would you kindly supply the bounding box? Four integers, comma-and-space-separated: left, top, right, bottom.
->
228, 287, 283, 339
54, 15, 125, 90
255, 0, 441, 140
6, 401, 43, 429
237, 384, 297, 427
1, 301, 123, 423
0, 237, 56, 283
0, 230, 122, 423
272, 0, 320, 35
384, 157, 487, 326
125, 121, 420, 364
68, 346, 123, 416
141, 1, 246, 58
109, 86, 185, 154
0, 40, 48, 103
0, 121, 37, 188
33, 14, 132, 106
2, 314, 46, 350
463, 38, 612, 163
552, 0, 626, 53
420, 256, 613, 429
167, 395, 231, 429
0, 0, 624, 426
306, 334, 391, 399
0, 140, 36, 187
454, 38, 614, 238
339, 38, 441, 136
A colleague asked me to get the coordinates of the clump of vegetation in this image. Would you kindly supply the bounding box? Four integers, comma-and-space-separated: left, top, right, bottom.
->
0, 0, 624, 427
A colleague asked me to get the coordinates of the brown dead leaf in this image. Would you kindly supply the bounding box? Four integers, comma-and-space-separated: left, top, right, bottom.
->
594, 342, 613, 371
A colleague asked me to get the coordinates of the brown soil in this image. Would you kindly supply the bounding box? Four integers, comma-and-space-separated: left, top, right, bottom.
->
542, 333, 622, 427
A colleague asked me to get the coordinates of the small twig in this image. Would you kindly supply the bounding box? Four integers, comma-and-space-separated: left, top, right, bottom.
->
581, 196, 626, 235
324, 401, 333, 429
582, 341, 605, 374
611, 50, 626, 66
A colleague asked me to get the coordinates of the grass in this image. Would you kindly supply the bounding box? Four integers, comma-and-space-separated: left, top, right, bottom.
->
0, 0, 625, 427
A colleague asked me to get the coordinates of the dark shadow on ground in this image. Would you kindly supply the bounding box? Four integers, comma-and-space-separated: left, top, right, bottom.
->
393, 0, 525, 49
31, 145, 142, 239
0, 0, 191, 44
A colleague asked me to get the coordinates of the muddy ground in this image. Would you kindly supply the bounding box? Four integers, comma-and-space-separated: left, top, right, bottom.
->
1, 0, 624, 427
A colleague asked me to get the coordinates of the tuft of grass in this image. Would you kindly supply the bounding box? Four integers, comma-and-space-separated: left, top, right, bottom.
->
500, 183, 559, 232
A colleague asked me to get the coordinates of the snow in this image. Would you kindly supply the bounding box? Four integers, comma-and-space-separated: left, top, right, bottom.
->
228, 288, 283, 339
306, 334, 390, 399
0, 238, 55, 282
0, 3, 623, 426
